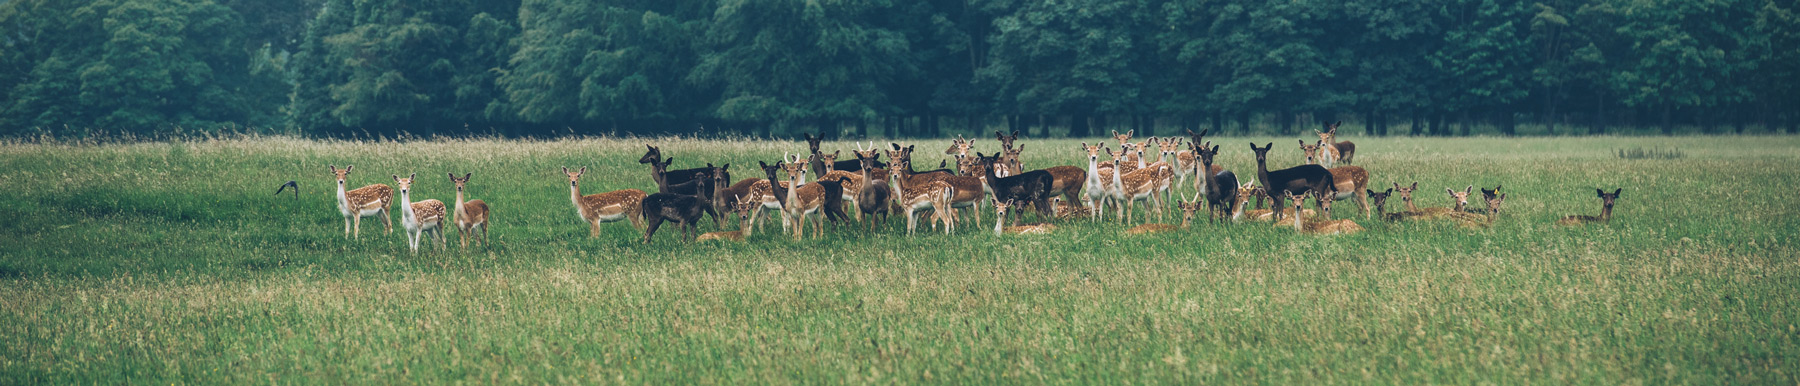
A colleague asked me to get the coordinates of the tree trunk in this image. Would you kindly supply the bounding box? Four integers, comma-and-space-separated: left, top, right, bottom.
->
1592, 92, 1606, 135
1661, 105, 1674, 135
1071, 114, 1091, 138
1410, 110, 1422, 136
855, 118, 867, 138
1500, 111, 1516, 136
1240, 111, 1253, 135
1457, 111, 1470, 136
1279, 108, 1294, 135
884, 116, 896, 138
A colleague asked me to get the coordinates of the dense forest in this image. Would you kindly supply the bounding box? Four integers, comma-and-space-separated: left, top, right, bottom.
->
0, 0, 1795, 138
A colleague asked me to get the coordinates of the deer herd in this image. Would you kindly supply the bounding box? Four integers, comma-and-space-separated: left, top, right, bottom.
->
325, 122, 1626, 251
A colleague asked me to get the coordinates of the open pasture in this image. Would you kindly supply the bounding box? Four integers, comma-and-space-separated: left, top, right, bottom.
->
0, 135, 1796, 383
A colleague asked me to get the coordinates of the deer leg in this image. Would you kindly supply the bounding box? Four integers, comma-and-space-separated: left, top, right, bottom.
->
353, 216, 362, 239
590, 220, 601, 238
643, 216, 663, 244
382, 208, 393, 234
458, 223, 469, 249
479, 224, 489, 248
905, 208, 917, 236
344, 215, 353, 238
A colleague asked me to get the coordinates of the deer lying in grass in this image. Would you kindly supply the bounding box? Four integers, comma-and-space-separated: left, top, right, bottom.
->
992, 199, 1058, 235
1125, 195, 1203, 234
1047, 196, 1092, 220
1250, 142, 1335, 221
1301, 140, 1372, 219
564, 167, 646, 236
393, 173, 447, 253
1367, 188, 1393, 219
1278, 190, 1364, 235
447, 173, 489, 249
1559, 189, 1622, 226
697, 195, 764, 242
1317, 121, 1357, 165
1385, 184, 1470, 221
1454, 188, 1507, 228
640, 171, 719, 243
330, 165, 393, 239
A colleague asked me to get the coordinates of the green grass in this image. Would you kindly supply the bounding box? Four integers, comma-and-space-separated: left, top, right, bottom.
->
1, 134, 1795, 383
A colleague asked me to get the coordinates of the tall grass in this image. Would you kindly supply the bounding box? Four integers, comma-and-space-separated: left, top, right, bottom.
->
0, 135, 1795, 383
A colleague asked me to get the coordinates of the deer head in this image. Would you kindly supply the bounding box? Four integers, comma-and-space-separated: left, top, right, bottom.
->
448, 172, 472, 192
1299, 140, 1322, 164
803, 133, 824, 154
1110, 130, 1133, 145
1367, 188, 1393, 214
1598, 188, 1622, 210
330, 164, 353, 187
563, 166, 587, 188
392, 173, 418, 195
1447, 185, 1474, 211
638, 144, 661, 164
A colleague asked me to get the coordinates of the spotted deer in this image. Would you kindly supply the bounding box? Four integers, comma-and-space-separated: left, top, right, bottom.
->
640, 171, 719, 243
991, 199, 1057, 235
1080, 142, 1115, 221
1559, 189, 1622, 226
816, 151, 866, 220
1108, 146, 1167, 224
1300, 140, 1372, 219
779, 153, 831, 240
392, 173, 447, 253
1317, 121, 1357, 165
945, 134, 975, 160
1250, 142, 1335, 222
1279, 190, 1364, 235
899, 180, 956, 236
1455, 188, 1507, 228
853, 144, 894, 228
447, 173, 489, 249
889, 145, 985, 226
330, 165, 392, 239
1385, 183, 1466, 221
564, 166, 647, 237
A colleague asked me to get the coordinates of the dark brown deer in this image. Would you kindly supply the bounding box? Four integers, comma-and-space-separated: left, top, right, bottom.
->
995, 130, 1021, 151
639, 145, 715, 187
806, 133, 880, 174
854, 148, 894, 228
640, 171, 719, 243
1196, 144, 1239, 221
977, 153, 1055, 225
1249, 142, 1335, 221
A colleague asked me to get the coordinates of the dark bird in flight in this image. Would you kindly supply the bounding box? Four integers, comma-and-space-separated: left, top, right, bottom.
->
275, 180, 299, 199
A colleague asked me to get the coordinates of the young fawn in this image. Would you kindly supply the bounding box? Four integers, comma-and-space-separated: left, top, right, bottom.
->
393, 173, 447, 253
1559, 189, 1622, 226
565, 167, 647, 237
330, 165, 393, 239
1278, 190, 1364, 235
447, 173, 490, 249
992, 199, 1057, 235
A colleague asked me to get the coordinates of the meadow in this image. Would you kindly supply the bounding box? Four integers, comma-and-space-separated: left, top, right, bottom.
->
0, 134, 1795, 383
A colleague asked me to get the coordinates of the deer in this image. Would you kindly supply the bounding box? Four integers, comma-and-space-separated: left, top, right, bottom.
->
564, 167, 647, 237
1080, 142, 1115, 221
639, 145, 714, 187
777, 153, 833, 240
1000, 145, 1027, 176
991, 199, 1058, 235
889, 145, 986, 226
713, 163, 765, 226
1047, 196, 1092, 220
1195, 144, 1239, 221
1151, 137, 1185, 207
1559, 189, 1622, 226
816, 151, 866, 220
1300, 140, 1373, 219
1317, 121, 1357, 165
853, 145, 894, 229
640, 170, 718, 243
754, 161, 795, 231
1125, 195, 1204, 234
446, 173, 489, 249
392, 173, 447, 253
1384, 183, 1467, 221
1367, 188, 1394, 220
804, 133, 879, 174
1279, 190, 1364, 235
1455, 188, 1508, 228
650, 158, 724, 227
995, 130, 1021, 151
929, 180, 958, 234
976, 152, 1055, 226
1176, 129, 1214, 189
1237, 179, 1315, 222
1107, 146, 1167, 224
1250, 142, 1335, 222
945, 134, 975, 160
697, 196, 763, 242
898, 180, 956, 236
329, 165, 393, 239
1034, 158, 1089, 218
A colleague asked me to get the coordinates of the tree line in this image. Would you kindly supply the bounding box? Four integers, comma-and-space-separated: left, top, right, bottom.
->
2, 0, 1795, 139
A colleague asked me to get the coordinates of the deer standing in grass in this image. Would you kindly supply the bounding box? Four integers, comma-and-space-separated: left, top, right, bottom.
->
1108, 147, 1167, 224
1278, 190, 1364, 235
1250, 142, 1335, 222
447, 173, 489, 249
1559, 189, 1622, 226
393, 173, 447, 253
1317, 121, 1357, 166
898, 180, 956, 236
992, 199, 1058, 235
1301, 140, 1372, 219
565, 166, 647, 237
816, 151, 866, 220
1081, 142, 1115, 221
640, 171, 718, 243
780, 153, 832, 240
853, 144, 894, 229
1195, 144, 1239, 221
330, 165, 392, 239
889, 144, 985, 226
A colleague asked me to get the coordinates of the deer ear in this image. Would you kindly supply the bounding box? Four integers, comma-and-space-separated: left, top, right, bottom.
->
1211, 145, 1220, 153
721, 163, 730, 171
463, 172, 471, 180
1011, 130, 1019, 137
562, 166, 569, 174
409, 173, 416, 181
1410, 182, 1418, 190
1613, 188, 1622, 196
579, 167, 586, 175
1465, 185, 1473, 193
1264, 142, 1273, 149
448, 172, 457, 180
392, 174, 400, 182
345, 165, 353, 173
329, 164, 338, 173
1018, 144, 1026, 151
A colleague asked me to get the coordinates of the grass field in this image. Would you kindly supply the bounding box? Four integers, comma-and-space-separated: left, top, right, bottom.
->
1, 134, 1796, 383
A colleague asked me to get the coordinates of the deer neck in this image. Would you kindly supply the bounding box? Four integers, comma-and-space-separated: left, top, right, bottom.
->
1254, 157, 1271, 190
1453, 200, 1466, 212
336, 179, 351, 209
1111, 160, 1125, 191
1403, 197, 1418, 212
994, 209, 1006, 235
399, 188, 416, 221
454, 188, 467, 216
1291, 207, 1304, 231
1600, 205, 1613, 221
1200, 160, 1217, 195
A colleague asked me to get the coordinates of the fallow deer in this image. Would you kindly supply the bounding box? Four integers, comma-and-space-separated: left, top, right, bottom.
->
978, 153, 1055, 225
697, 195, 763, 242
1367, 188, 1394, 220
392, 173, 447, 253
1250, 142, 1335, 221
1176, 129, 1212, 188
816, 151, 866, 220
565, 166, 647, 237
1047, 196, 1092, 220
995, 130, 1021, 151
1080, 142, 1115, 221
1279, 190, 1364, 235
854, 146, 894, 228
1195, 144, 1239, 221
889, 147, 985, 226
1108, 147, 1167, 224
1385, 183, 1466, 221
447, 173, 489, 249
1236, 180, 1314, 222
1455, 188, 1507, 228
1559, 189, 1622, 226
640, 171, 719, 243
899, 180, 956, 236
330, 165, 393, 239
1300, 140, 1372, 219
1317, 121, 1357, 165
804, 133, 878, 174
779, 153, 832, 240
945, 134, 975, 160
992, 199, 1058, 235
651, 158, 724, 227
